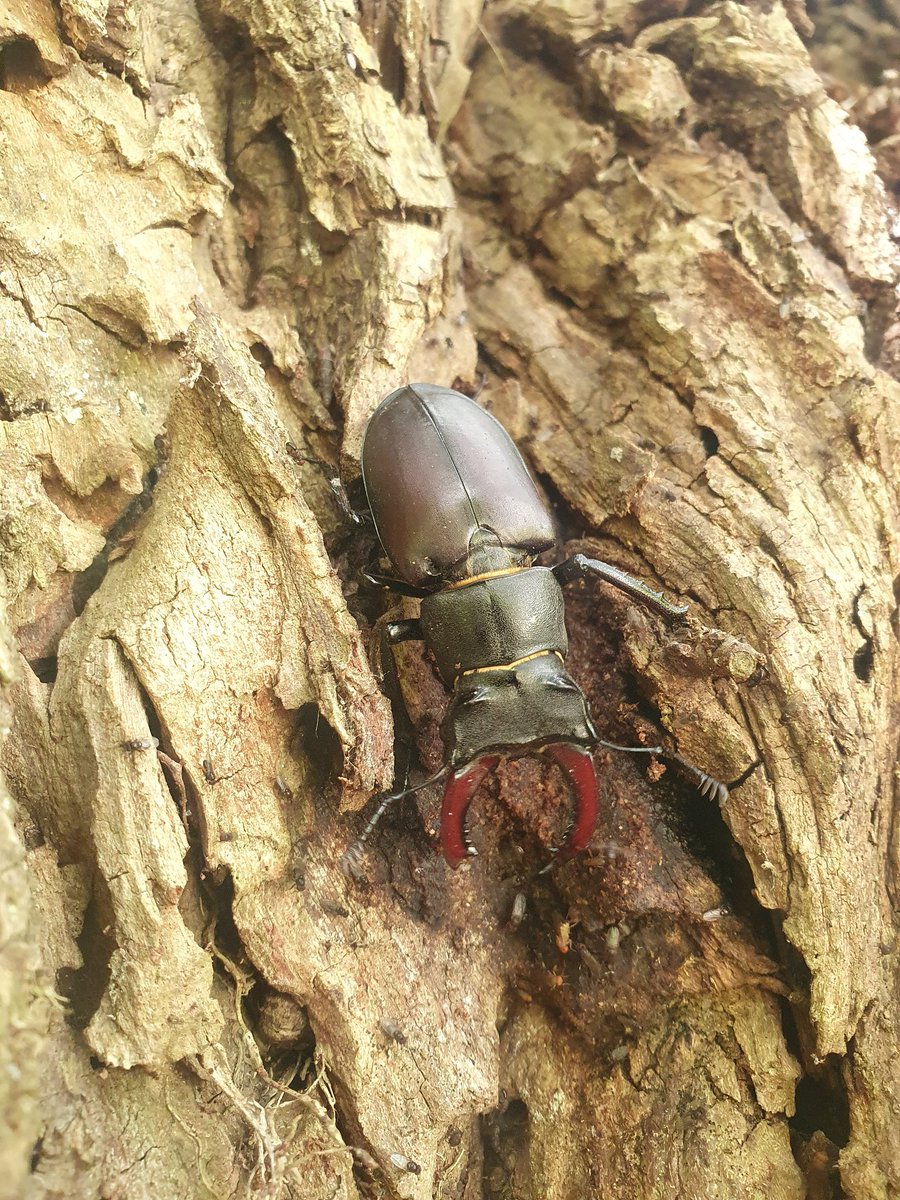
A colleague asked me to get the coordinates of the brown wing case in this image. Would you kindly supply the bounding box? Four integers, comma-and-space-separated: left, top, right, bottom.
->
361, 384, 555, 587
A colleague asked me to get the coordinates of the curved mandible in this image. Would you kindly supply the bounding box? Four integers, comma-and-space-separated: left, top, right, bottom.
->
440, 744, 599, 869
440, 755, 501, 867
542, 743, 599, 865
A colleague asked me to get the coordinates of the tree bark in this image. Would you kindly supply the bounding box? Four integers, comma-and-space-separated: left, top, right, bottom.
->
1, 1, 897, 1199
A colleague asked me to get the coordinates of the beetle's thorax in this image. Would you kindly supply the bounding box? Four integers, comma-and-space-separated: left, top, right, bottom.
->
420, 565, 566, 685
418, 565, 596, 764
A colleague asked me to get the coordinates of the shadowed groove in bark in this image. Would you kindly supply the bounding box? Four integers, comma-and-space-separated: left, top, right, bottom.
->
0, 38, 53, 91
293, 702, 343, 797
61, 874, 116, 1031
481, 1096, 529, 1198
70, 449, 170, 615
793, 1060, 851, 1148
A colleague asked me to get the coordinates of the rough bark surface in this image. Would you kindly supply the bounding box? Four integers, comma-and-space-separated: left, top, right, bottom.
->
0, 1, 897, 1199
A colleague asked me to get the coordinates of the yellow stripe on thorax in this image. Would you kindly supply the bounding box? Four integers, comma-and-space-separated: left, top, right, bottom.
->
445, 565, 530, 590
458, 648, 563, 678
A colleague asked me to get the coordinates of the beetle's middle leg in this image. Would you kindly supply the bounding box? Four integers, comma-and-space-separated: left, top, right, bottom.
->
593, 738, 729, 804
554, 553, 688, 620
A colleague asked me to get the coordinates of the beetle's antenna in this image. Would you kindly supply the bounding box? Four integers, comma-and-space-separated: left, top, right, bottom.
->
592, 739, 729, 805
341, 765, 451, 878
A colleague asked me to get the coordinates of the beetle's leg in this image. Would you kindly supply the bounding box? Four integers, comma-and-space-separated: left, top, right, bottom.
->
554, 553, 688, 620
341, 764, 451, 878
373, 619, 423, 800
341, 617, 426, 877
359, 540, 435, 596
377, 618, 422, 800
440, 755, 501, 868
382, 618, 422, 645
360, 570, 433, 598
541, 744, 599, 867
593, 739, 729, 805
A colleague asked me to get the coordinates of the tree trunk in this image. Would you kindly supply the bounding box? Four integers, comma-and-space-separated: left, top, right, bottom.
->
1, 1, 898, 1198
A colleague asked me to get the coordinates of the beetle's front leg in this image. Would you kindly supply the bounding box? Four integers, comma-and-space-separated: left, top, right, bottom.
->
554, 553, 688, 619
593, 738, 729, 805
341, 617, 429, 878
380, 618, 422, 648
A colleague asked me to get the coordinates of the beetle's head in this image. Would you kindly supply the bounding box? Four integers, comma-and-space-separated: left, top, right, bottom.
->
438, 653, 599, 867
444, 652, 594, 763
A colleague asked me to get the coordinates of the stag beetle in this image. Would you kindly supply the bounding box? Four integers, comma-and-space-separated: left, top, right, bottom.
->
342, 383, 726, 874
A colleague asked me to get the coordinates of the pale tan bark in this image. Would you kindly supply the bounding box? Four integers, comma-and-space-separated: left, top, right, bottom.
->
0, 2, 897, 1199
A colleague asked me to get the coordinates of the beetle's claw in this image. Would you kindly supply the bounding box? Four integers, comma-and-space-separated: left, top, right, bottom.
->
704, 775, 729, 805
340, 843, 368, 882
671, 754, 729, 805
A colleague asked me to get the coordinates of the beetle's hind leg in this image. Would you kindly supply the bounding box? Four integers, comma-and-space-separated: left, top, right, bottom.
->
593, 738, 729, 805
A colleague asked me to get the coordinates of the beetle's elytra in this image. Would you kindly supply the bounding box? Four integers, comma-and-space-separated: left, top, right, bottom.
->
344, 383, 726, 874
